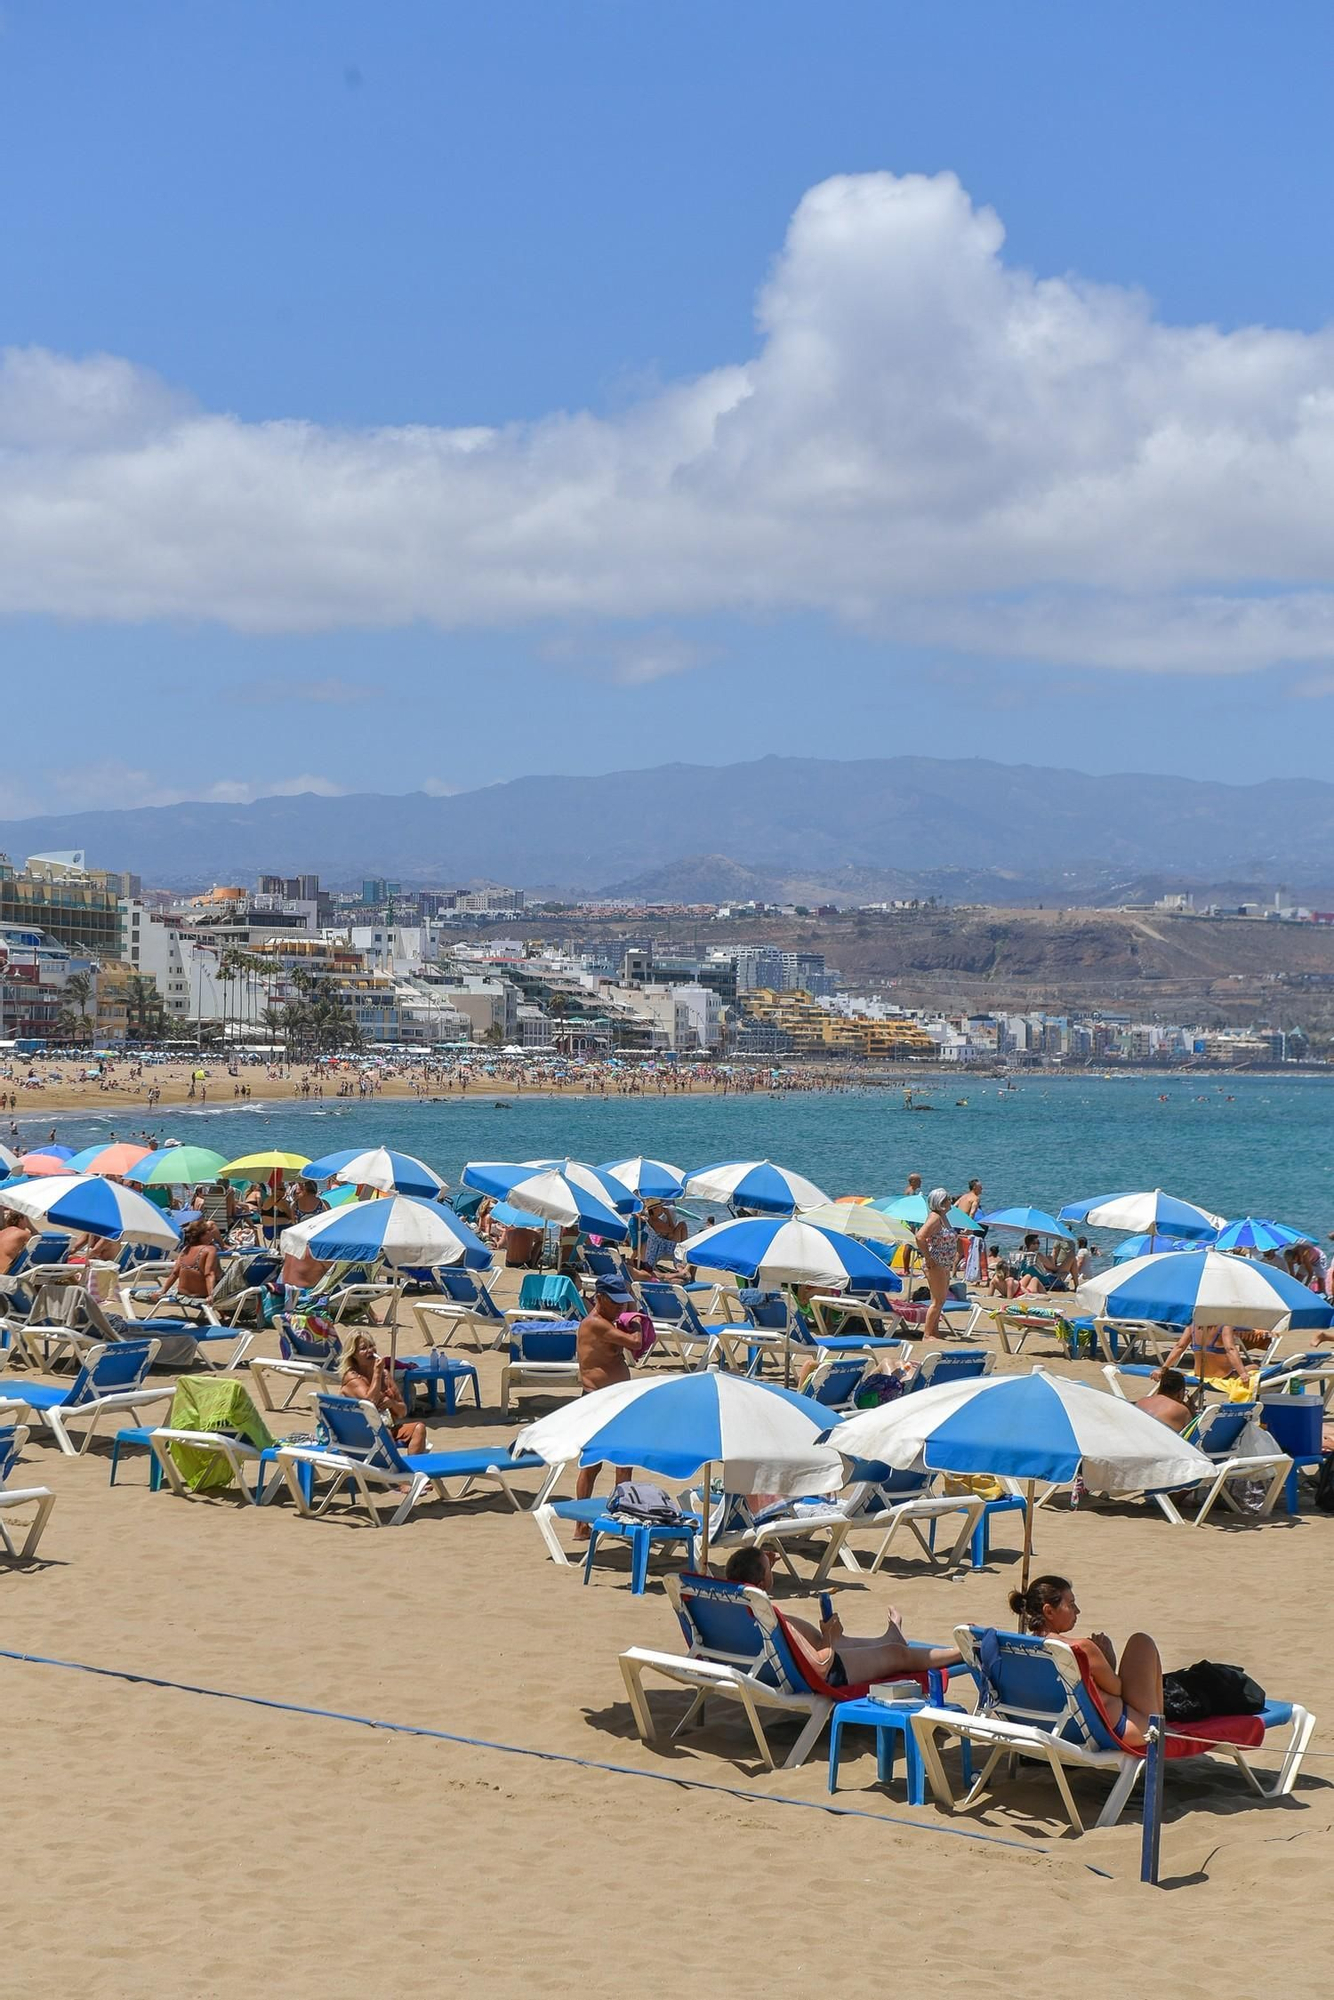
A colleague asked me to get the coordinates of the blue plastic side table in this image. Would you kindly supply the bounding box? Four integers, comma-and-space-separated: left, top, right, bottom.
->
582, 1510, 700, 1594
395, 1354, 480, 1415
827, 1697, 973, 1804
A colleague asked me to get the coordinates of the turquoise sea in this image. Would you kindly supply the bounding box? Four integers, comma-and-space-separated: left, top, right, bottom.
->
31, 1074, 1334, 1240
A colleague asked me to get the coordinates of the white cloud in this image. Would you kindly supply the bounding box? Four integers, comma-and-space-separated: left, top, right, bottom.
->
0, 762, 345, 820
5, 169, 1334, 673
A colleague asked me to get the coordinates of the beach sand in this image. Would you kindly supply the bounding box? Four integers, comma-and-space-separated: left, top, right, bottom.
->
1, 1055, 833, 1121
3, 1284, 1332, 1997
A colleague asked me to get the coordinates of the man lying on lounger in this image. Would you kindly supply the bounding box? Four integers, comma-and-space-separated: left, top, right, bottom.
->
724, 1547, 962, 1684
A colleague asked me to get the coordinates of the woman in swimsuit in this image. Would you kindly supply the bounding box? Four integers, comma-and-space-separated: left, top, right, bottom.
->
915, 1187, 960, 1341
152, 1218, 220, 1305
1010, 1575, 1162, 1750
1160, 1319, 1250, 1386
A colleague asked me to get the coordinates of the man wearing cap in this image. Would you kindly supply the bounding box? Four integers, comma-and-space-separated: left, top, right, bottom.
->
573, 1279, 642, 1526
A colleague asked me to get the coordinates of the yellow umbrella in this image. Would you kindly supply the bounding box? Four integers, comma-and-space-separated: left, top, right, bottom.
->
220, 1150, 312, 1179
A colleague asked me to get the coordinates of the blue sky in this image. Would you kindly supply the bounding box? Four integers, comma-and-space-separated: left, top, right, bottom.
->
3, 0, 1334, 816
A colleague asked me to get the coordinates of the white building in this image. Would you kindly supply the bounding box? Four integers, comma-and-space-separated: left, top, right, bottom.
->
673, 983, 723, 1051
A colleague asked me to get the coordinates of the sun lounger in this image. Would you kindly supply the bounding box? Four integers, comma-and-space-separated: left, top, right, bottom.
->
409, 1270, 509, 1350
0, 1422, 55, 1559
247, 1317, 344, 1412
619, 1572, 950, 1771
274, 1393, 546, 1525
0, 1338, 172, 1455
500, 1319, 582, 1415
904, 1348, 993, 1392
911, 1624, 1315, 1833
742, 1462, 986, 1586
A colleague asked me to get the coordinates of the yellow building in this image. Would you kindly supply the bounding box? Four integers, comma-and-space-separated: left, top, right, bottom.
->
92, 958, 138, 1043
740, 989, 935, 1059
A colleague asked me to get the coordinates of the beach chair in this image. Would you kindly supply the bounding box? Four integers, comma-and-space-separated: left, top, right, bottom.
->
799, 1353, 872, 1413
635, 1282, 751, 1370
794, 1289, 908, 1361
0, 1422, 56, 1559
911, 1624, 1315, 1834
247, 1316, 344, 1412
988, 1304, 1072, 1357
618, 1572, 950, 1772
0, 1339, 172, 1455
1177, 1403, 1292, 1526
1255, 1351, 1334, 1408
212, 1251, 282, 1327
904, 1349, 993, 1392
500, 1319, 582, 1415
275, 1394, 546, 1526
743, 1462, 986, 1586
409, 1269, 509, 1351
515, 1271, 585, 1318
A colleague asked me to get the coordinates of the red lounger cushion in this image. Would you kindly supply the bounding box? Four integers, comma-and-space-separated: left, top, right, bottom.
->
1070, 1642, 1264, 1757
773, 1607, 948, 1705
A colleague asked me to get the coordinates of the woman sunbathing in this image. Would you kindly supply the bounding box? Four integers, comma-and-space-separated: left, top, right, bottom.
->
1010, 1573, 1162, 1749
724, 1547, 961, 1683
340, 1330, 426, 1455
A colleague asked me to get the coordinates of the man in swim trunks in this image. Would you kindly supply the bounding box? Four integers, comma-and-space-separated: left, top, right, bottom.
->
1137, 1366, 1193, 1433
573, 1279, 643, 1521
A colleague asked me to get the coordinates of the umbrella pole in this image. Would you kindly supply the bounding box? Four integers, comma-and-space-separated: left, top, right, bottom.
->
1018, 1479, 1036, 1599
698, 1460, 714, 1574
387, 1277, 403, 1363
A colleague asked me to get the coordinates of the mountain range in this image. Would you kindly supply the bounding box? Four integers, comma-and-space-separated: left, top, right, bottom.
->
1, 755, 1330, 901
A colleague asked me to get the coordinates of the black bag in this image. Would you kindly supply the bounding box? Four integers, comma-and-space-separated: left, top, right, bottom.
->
1162, 1659, 1266, 1722
1314, 1450, 1334, 1514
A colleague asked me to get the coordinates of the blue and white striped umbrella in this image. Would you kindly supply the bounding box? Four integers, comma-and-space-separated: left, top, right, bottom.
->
460, 1161, 630, 1239
515, 1371, 845, 1492
1213, 1217, 1312, 1255
281, 1193, 490, 1269
977, 1205, 1074, 1241
1076, 1249, 1333, 1330
0, 1143, 18, 1175
683, 1159, 829, 1214
0, 1172, 180, 1250
301, 1146, 448, 1198
829, 1367, 1211, 1492
1059, 1188, 1224, 1239
520, 1159, 641, 1214
680, 1215, 895, 1289
1111, 1233, 1200, 1262
599, 1156, 687, 1200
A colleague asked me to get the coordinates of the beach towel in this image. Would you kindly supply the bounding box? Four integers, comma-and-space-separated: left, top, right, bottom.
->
164, 1376, 275, 1493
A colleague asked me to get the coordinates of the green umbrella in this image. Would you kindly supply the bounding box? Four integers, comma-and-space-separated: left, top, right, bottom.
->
129, 1145, 231, 1186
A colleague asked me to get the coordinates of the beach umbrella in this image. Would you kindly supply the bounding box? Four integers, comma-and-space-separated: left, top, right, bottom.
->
976, 1205, 1074, 1242
221, 1150, 312, 1179
827, 1366, 1213, 1593
1111, 1233, 1200, 1262
1213, 1217, 1312, 1255
869, 1193, 982, 1234
460, 1162, 630, 1239
514, 1371, 845, 1569
683, 1160, 829, 1215
301, 1146, 448, 1198
129, 1145, 231, 1186
0, 1173, 180, 1250
17, 1148, 76, 1176
798, 1202, 914, 1248
1058, 1189, 1224, 1240
519, 1159, 641, 1214
1075, 1250, 1334, 1332
64, 1141, 153, 1177
599, 1156, 687, 1200
282, 1193, 492, 1357
679, 1216, 897, 1290
0, 1143, 18, 1175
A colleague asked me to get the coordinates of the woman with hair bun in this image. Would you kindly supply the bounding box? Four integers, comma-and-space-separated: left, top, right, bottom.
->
1008, 1575, 1163, 1750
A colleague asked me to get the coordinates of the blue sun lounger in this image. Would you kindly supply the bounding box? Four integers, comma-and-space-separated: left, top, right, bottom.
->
274, 1393, 546, 1525
0, 1339, 173, 1455
912, 1624, 1315, 1833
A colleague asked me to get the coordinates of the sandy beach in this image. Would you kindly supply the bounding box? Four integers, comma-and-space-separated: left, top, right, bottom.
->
2, 1269, 1331, 1999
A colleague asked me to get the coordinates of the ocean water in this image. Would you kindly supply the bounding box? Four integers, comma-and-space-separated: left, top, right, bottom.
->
31, 1075, 1334, 1240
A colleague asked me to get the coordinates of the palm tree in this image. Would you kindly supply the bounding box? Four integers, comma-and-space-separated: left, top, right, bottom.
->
261, 1003, 287, 1051
126, 974, 167, 1042
64, 970, 94, 1043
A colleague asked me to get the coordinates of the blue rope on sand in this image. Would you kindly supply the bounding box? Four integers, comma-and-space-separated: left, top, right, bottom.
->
0, 1641, 1111, 1872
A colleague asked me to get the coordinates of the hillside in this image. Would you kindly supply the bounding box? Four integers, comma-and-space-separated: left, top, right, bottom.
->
6, 754, 1334, 897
